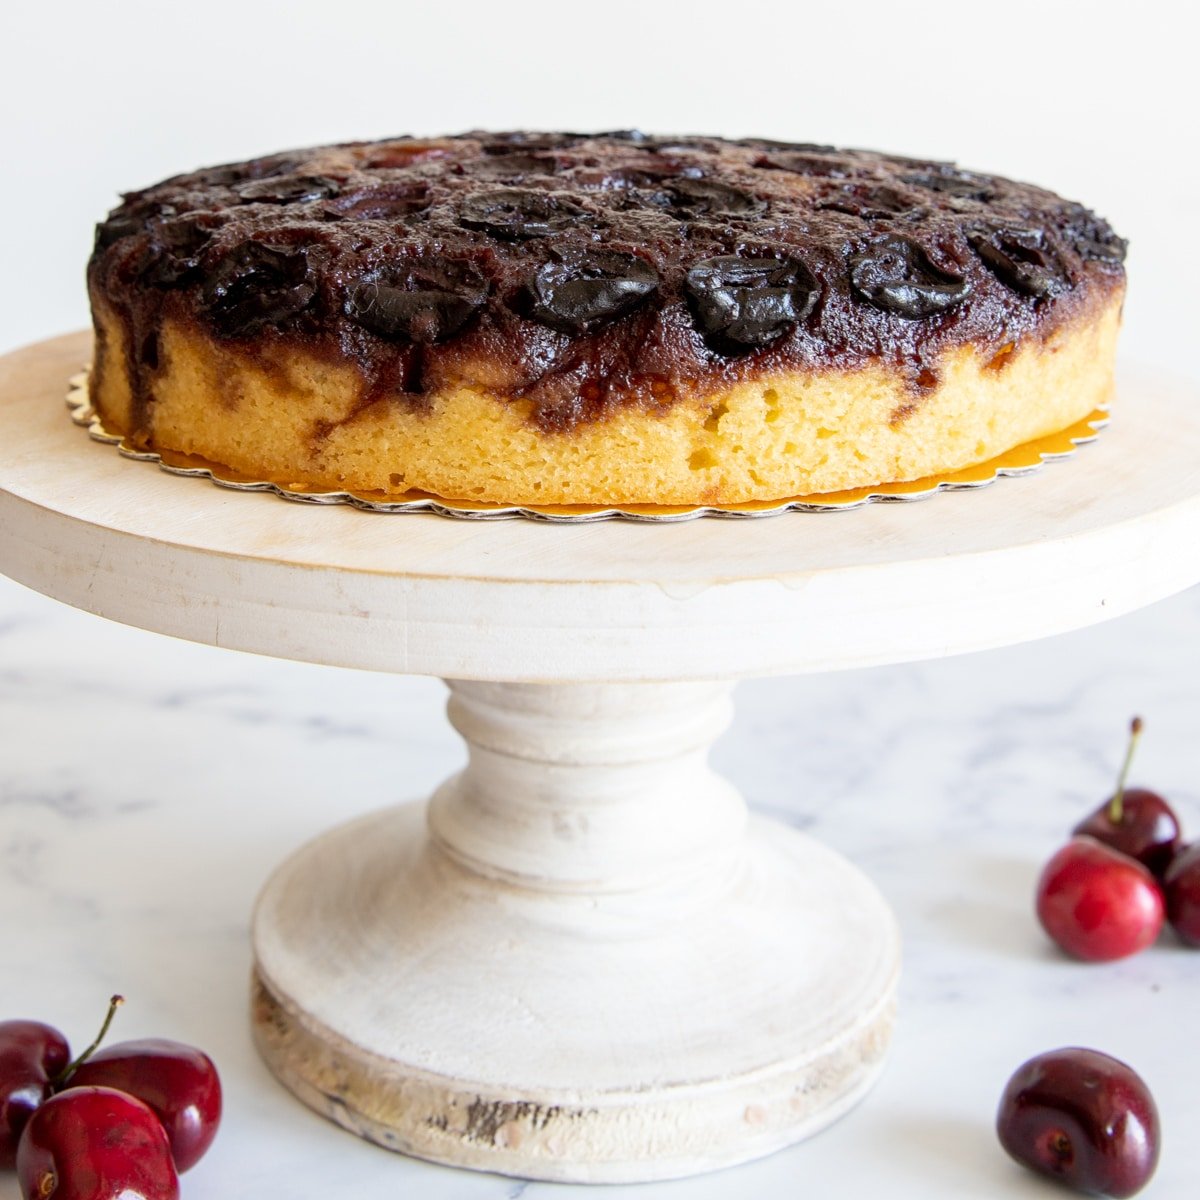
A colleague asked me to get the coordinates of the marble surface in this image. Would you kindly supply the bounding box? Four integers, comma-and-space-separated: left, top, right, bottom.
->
1, 563, 1198, 1198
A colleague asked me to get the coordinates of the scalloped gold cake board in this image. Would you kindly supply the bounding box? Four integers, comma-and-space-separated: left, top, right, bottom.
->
67, 370, 1107, 523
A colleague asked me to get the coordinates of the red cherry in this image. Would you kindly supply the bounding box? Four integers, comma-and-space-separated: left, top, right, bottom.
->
0, 1021, 70, 1167
997, 1047, 1160, 1197
1164, 842, 1200, 946
16, 1086, 179, 1200
69, 1039, 221, 1172
1036, 836, 1164, 961
1072, 719, 1181, 877
1074, 788, 1181, 879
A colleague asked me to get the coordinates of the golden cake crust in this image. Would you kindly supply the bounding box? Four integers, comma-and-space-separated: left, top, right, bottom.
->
89, 293, 1119, 504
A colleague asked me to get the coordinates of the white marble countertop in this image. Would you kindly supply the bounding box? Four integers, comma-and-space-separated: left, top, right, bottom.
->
2, 0, 1197, 1190
1, 557, 1198, 1198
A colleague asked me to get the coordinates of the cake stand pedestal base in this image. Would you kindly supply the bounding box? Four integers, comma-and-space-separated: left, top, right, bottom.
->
251, 680, 899, 1183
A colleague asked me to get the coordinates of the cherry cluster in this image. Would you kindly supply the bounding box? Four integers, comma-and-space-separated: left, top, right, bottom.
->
0, 997, 220, 1200
992, 717, 1199, 1199
1036, 717, 1200, 961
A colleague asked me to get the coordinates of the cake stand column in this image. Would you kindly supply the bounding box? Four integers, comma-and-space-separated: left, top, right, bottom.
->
251, 678, 901, 1183
429, 679, 746, 889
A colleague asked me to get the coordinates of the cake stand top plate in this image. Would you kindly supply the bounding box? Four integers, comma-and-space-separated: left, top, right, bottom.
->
2, 332, 1199, 682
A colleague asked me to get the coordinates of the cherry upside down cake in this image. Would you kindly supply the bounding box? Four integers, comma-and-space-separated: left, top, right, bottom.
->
87, 132, 1126, 505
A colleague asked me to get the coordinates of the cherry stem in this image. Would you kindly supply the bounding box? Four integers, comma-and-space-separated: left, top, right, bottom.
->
51, 994, 124, 1090
1108, 716, 1144, 825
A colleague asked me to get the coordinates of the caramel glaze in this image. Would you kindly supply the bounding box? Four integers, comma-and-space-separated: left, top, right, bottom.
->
87, 131, 1127, 439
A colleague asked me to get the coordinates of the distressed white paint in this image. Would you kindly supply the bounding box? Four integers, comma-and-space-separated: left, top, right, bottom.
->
253, 680, 899, 1181
429, 680, 746, 889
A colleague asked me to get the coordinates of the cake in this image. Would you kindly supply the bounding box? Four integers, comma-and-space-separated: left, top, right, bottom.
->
86, 132, 1126, 506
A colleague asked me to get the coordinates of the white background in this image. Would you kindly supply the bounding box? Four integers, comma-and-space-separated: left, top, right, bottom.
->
2, 2, 1200, 1198
1, 0, 1198, 368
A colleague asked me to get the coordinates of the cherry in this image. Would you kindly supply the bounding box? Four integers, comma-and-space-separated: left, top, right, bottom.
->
1072, 718, 1181, 878
16, 1086, 179, 1200
69, 1039, 221, 1172
0, 1022, 70, 1168
1164, 842, 1200, 946
997, 1047, 1160, 1197
1036, 836, 1164, 961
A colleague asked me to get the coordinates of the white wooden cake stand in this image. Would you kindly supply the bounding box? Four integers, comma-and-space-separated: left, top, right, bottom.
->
3, 333, 1200, 1184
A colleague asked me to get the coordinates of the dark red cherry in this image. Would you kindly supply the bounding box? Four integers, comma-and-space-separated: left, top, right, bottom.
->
685, 254, 819, 351
1062, 203, 1128, 265
94, 213, 143, 250
848, 235, 971, 317
662, 178, 764, 217
346, 259, 487, 345
200, 242, 316, 338
1075, 789, 1181, 880
997, 1048, 1160, 1197
326, 181, 431, 220
0, 1021, 70, 1167
474, 152, 563, 180
1036, 836, 1164, 961
757, 150, 857, 177
460, 189, 591, 240
968, 224, 1070, 298
900, 168, 995, 201
137, 216, 220, 290
69, 1039, 221, 1172
817, 182, 920, 219
1072, 719, 1181, 878
236, 174, 340, 204
16, 1086, 179, 1200
523, 250, 659, 334
1164, 842, 1200, 946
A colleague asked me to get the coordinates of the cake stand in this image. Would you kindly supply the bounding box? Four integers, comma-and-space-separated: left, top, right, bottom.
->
3, 333, 1200, 1184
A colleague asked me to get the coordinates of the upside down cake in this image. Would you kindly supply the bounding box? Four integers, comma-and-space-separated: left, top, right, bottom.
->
86, 132, 1126, 505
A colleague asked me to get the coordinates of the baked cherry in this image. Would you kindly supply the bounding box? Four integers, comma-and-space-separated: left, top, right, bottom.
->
1164, 842, 1200, 946
900, 168, 995, 201
326, 182, 431, 221
1036, 836, 1164, 961
0, 1021, 70, 1167
1063, 203, 1128, 265
997, 1047, 1160, 1197
346, 260, 487, 345
524, 250, 659, 334
460, 189, 590, 240
848, 234, 971, 317
685, 255, 819, 351
662, 178, 763, 217
236, 174, 339, 204
817, 182, 918, 219
69, 1039, 221, 1172
200, 242, 316, 338
138, 217, 220, 290
968, 224, 1070, 299
1072, 718, 1181, 878
16, 1086, 179, 1200
759, 150, 855, 177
